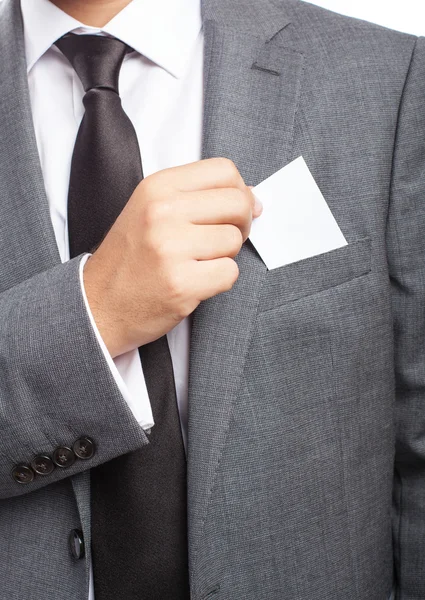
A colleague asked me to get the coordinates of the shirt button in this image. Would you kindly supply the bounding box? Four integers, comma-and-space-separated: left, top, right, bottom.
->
69, 529, 85, 560
31, 455, 55, 476
12, 464, 35, 484
73, 437, 95, 460
52, 447, 76, 468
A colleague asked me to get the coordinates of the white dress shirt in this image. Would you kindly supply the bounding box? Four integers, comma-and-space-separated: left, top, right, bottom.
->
21, 1, 203, 596
21, 0, 203, 440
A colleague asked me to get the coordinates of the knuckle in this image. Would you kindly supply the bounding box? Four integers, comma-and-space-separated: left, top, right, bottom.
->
142, 200, 160, 227
151, 236, 172, 260
167, 271, 185, 301
140, 174, 157, 199
216, 157, 240, 181
143, 198, 172, 228
223, 258, 239, 290
227, 226, 243, 252
166, 272, 191, 318
215, 156, 234, 168
235, 189, 252, 220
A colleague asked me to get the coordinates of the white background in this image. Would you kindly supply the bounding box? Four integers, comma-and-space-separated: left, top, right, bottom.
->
305, 0, 424, 36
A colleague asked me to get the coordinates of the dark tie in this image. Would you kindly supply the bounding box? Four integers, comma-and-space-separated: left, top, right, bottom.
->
55, 34, 189, 599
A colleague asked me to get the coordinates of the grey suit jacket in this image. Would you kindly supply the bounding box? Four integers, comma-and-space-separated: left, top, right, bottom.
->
0, 0, 424, 598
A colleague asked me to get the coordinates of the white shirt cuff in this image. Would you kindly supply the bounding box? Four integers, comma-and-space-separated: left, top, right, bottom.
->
78, 254, 154, 431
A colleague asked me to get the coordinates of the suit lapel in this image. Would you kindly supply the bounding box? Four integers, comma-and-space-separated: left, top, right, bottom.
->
1, 0, 305, 576
0, 0, 60, 293
188, 0, 305, 561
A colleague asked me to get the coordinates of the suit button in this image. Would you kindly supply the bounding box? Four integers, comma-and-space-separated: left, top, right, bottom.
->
69, 529, 85, 560
73, 437, 95, 460
52, 447, 75, 468
12, 464, 34, 484
31, 455, 55, 476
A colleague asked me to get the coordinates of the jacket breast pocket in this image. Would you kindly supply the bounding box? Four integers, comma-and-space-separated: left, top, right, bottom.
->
258, 237, 372, 313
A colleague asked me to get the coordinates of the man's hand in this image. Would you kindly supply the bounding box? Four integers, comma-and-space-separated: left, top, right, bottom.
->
83, 158, 262, 358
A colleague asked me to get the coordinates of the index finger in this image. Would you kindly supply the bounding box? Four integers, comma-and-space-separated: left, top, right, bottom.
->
155, 157, 247, 193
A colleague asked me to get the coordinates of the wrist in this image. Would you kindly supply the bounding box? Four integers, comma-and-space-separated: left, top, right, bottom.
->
83, 254, 128, 358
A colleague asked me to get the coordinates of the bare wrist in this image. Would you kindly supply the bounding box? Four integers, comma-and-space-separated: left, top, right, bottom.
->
83, 254, 126, 358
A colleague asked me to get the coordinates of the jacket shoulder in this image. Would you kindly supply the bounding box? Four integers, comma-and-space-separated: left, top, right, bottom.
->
277, 0, 416, 54
272, 0, 418, 81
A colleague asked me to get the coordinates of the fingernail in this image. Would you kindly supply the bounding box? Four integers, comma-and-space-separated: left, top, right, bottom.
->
253, 194, 263, 215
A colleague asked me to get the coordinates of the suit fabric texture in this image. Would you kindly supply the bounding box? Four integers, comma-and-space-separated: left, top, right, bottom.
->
0, 0, 424, 598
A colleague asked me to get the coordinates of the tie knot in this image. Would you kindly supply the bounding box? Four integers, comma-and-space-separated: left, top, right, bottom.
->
55, 34, 132, 94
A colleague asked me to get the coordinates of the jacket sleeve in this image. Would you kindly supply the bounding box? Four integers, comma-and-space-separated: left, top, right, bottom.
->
0, 255, 148, 499
388, 37, 425, 599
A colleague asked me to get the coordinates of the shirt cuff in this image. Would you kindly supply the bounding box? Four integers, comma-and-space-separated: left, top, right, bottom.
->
78, 254, 154, 431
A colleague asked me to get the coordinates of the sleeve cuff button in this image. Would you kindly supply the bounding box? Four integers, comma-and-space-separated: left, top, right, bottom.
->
73, 437, 95, 460
12, 464, 35, 484
52, 447, 76, 468
31, 455, 55, 476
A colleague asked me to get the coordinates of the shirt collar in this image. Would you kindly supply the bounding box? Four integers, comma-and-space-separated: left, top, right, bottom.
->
21, 0, 202, 78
